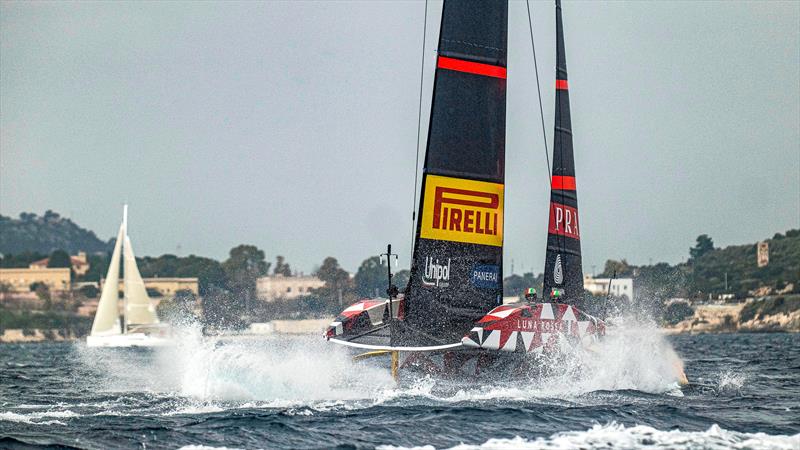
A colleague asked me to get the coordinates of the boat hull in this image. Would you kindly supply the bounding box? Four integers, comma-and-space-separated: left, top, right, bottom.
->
85, 333, 172, 348
328, 298, 605, 379
326, 299, 604, 353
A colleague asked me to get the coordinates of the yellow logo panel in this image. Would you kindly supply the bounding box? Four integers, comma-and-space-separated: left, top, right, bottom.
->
420, 175, 504, 247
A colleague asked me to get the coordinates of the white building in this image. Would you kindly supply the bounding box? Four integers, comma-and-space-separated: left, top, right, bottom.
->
256, 274, 325, 302
583, 275, 634, 301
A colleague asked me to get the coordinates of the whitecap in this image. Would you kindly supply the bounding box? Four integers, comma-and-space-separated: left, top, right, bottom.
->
0, 409, 79, 426
378, 423, 800, 450
717, 370, 747, 394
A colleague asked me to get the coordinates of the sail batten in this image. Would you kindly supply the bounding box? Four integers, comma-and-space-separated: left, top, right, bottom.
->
543, 0, 584, 305
395, 0, 508, 346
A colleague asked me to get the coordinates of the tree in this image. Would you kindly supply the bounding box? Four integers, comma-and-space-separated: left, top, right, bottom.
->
690, 234, 715, 260
394, 269, 411, 292
184, 256, 227, 295
221, 245, 270, 321
314, 257, 354, 306
317, 257, 350, 287
34, 283, 51, 308
0, 251, 47, 268
43, 210, 60, 222
79, 284, 99, 298
504, 272, 541, 298
47, 249, 71, 268
599, 259, 633, 278
273, 255, 292, 277
1, 211, 111, 255
78, 253, 111, 282
137, 254, 227, 296
664, 301, 694, 325
354, 256, 389, 298
201, 287, 245, 330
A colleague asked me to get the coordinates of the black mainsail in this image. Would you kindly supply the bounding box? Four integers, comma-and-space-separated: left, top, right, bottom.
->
394, 0, 508, 346
542, 0, 584, 305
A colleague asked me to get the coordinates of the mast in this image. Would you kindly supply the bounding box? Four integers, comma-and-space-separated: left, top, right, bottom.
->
542, 0, 584, 304
395, 0, 508, 346
122, 204, 129, 334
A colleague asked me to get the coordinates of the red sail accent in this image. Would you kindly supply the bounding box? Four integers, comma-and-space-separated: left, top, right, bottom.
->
551, 175, 576, 190
437, 56, 507, 79
556, 79, 569, 90
548, 202, 580, 240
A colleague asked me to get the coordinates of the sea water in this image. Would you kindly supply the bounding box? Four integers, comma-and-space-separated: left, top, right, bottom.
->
0, 322, 798, 449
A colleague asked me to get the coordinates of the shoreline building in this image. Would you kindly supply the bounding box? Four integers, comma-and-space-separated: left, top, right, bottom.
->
29, 252, 90, 276
583, 275, 634, 302
0, 251, 94, 293
100, 277, 199, 297
0, 267, 71, 293
256, 274, 325, 302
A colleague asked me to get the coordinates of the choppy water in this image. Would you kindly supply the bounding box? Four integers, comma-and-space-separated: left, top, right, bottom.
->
0, 322, 798, 449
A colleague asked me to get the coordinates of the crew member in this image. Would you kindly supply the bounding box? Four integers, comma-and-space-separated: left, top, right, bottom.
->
524, 287, 537, 302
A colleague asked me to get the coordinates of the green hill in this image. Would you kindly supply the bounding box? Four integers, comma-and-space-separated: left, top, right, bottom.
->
0, 211, 112, 256
688, 230, 800, 298
600, 229, 800, 303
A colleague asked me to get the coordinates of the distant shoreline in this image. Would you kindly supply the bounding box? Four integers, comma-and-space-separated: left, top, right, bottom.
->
0, 328, 80, 343
662, 296, 800, 335
2, 313, 799, 344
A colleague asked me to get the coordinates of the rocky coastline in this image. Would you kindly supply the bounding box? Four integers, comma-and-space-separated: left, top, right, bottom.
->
664, 295, 800, 334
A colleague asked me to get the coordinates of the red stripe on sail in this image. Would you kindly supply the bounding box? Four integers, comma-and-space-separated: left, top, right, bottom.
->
551, 175, 576, 191
437, 56, 507, 79
556, 79, 569, 90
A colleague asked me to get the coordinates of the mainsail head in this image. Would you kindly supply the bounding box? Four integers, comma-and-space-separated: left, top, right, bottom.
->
543, 0, 584, 305
90, 224, 124, 336
394, 0, 508, 346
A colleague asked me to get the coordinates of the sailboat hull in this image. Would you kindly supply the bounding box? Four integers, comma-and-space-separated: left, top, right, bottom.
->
86, 333, 172, 348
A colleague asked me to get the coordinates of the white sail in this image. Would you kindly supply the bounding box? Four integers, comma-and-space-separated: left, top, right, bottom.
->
123, 234, 159, 326
90, 224, 124, 336
88, 205, 170, 347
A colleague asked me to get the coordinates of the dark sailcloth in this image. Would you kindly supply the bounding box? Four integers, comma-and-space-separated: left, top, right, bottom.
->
394, 0, 508, 346
542, 0, 584, 305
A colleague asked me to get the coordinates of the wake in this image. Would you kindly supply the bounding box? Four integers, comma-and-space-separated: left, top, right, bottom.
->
73, 316, 687, 410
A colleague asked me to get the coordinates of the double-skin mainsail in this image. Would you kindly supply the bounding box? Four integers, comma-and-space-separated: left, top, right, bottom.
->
394, 0, 508, 347
542, 0, 584, 305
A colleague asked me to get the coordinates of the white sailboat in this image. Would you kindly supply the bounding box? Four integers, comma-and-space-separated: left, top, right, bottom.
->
86, 205, 171, 347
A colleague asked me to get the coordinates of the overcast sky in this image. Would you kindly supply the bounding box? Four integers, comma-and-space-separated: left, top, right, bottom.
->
1, 1, 798, 275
